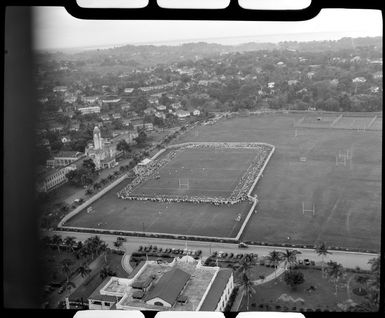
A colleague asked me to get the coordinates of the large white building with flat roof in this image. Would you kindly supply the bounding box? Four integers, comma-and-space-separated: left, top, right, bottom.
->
85, 256, 234, 312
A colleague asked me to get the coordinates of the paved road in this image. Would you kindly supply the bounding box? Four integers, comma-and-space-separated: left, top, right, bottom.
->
46, 231, 378, 270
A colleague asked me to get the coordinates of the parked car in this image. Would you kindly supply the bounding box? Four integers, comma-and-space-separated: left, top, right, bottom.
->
222, 253, 228, 258
228, 253, 234, 258
238, 242, 248, 248
117, 237, 127, 242
304, 259, 311, 265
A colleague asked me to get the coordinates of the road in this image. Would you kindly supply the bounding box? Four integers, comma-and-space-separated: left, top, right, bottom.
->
47, 230, 378, 270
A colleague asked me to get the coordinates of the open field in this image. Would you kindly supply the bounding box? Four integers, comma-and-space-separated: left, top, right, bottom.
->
176, 113, 381, 251
132, 147, 261, 198
64, 112, 380, 251
65, 178, 252, 238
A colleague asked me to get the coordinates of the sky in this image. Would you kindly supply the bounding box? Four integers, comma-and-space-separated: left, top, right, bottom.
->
32, 6, 382, 51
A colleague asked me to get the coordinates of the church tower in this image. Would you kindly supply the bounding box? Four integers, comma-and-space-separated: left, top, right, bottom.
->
93, 126, 102, 150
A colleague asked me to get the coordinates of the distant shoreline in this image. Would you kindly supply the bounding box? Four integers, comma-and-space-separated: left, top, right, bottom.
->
35, 33, 382, 54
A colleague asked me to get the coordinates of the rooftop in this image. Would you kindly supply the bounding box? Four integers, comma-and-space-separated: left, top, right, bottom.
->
116, 258, 218, 311
199, 269, 232, 311
145, 268, 190, 305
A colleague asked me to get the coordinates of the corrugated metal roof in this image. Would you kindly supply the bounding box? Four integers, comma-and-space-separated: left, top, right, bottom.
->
145, 268, 190, 306
199, 269, 232, 311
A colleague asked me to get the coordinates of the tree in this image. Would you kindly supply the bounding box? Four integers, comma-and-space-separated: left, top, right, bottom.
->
325, 261, 345, 296
100, 266, 116, 280
116, 139, 131, 157
266, 250, 282, 278
83, 158, 96, 174
355, 275, 370, 294
281, 249, 301, 271
78, 263, 92, 278
114, 239, 123, 250
61, 259, 73, 283
283, 270, 305, 290
241, 272, 255, 311
134, 130, 147, 147
315, 242, 332, 278
51, 234, 63, 254
64, 236, 77, 253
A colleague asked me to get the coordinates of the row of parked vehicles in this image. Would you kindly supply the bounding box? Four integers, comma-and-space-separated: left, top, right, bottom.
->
138, 245, 202, 257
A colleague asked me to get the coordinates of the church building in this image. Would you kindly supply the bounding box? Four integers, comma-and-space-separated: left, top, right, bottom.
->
85, 126, 118, 170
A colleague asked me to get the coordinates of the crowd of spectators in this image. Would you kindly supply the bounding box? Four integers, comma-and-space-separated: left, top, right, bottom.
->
117, 142, 273, 206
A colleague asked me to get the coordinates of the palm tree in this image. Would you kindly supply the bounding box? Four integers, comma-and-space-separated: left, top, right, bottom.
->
61, 259, 73, 283
267, 250, 282, 279
62, 280, 76, 294
51, 234, 63, 254
281, 249, 301, 271
355, 275, 370, 294
64, 236, 77, 253
241, 272, 256, 311
114, 239, 123, 250
315, 242, 332, 278
237, 253, 256, 276
326, 261, 345, 296
100, 266, 116, 280
368, 256, 380, 274
78, 263, 92, 278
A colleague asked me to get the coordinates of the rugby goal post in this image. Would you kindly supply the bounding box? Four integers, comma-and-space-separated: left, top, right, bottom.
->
179, 178, 190, 190
302, 202, 315, 216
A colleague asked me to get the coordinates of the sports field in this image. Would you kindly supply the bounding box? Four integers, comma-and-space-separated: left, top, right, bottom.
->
65, 178, 252, 238
131, 147, 261, 198
64, 112, 381, 251
176, 113, 381, 251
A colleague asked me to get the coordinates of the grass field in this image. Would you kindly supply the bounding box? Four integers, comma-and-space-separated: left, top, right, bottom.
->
132, 147, 261, 198
240, 269, 367, 312
65, 113, 381, 251
65, 177, 252, 238
177, 113, 381, 251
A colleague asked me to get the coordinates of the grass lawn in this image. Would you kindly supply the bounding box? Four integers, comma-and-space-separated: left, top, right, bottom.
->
177, 114, 381, 251
132, 147, 262, 198
65, 178, 252, 238
240, 269, 368, 312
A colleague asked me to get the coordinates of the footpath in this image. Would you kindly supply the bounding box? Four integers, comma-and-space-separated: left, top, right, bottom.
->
231, 262, 286, 311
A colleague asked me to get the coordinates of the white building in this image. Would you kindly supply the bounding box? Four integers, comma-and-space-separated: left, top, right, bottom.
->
85, 126, 118, 170
176, 110, 190, 118
78, 106, 101, 115
85, 257, 234, 311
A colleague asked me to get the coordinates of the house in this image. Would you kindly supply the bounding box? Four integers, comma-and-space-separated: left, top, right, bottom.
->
122, 119, 131, 127
144, 107, 156, 115
154, 112, 166, 119
288, 80, 299, 86
267, 82, 275, 89
156, 105, 167, 111
192, 109, 201, 116
121, 104, 131, 111
82, 96, 99, 104
112, 113, 121, 120
171, 102, 182, 110
352, 77, 366, 83
46, 151, 85, 168
61, 136, 71, 144
64, 95, 77, 104
124, 88, 134, 94
307, 72, 315, 79
101, 114, 111, 122
373, 71, 382, 79
53, 86, 67, 93
175, 110, 190, 118
69, 121, 80, 131
78, 106, 101, 115
48, 123, 64, 132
